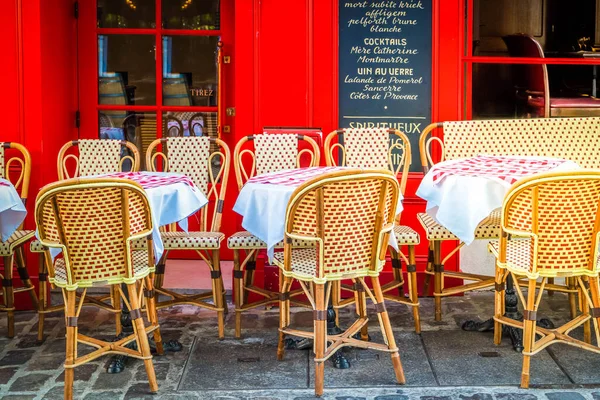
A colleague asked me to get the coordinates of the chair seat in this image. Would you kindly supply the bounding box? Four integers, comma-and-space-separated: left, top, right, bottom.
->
227, 230, 314, 250
161, 231, 224, 250
51, 250, 152, 287
394, 225, 420, 245
417, 211, 501, 241
528, 96, 600, 109
30, 239, 44, 253
488, 239, 533, 275
272, 249, 317, 281
0, 230, 35, 256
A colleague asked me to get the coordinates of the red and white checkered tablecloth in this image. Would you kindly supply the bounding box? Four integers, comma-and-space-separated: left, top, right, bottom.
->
247, 166, 346, 186
431, 155, 567, 185
102, 171, 196, 190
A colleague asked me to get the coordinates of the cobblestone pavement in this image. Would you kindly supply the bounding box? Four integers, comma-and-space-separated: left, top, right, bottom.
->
0, 290, 598, 399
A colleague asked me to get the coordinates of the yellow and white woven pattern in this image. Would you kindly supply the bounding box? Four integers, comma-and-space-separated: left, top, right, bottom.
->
275, 171, 397, 283
163, 137, 211, 194
417, 211, 501, 241
78, 139, 122, 176
30, 240, 44, 253
254, 134, 298, 175
227, 230, 314, 249
0, 230, 35, 256
495, 173, 600, 278
393, 225, 420, 245
343, 128, 390, 169
161, 231, 224, 250
36, 180, 153, 289
442, 118, 600, 168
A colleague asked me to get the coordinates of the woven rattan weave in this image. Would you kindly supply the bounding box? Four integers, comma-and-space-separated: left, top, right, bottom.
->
35, 178, 163, 400
0, 142, 38, 338
272, 169, 405, 397
324, 128, 421, 333
228, 134, 320, 338
488, 171, 600, 388
146, 136, 230, 338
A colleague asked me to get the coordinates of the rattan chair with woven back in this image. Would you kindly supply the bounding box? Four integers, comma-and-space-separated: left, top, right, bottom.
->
324, 128, 421, 333
145, 136, 230, 338
228, 133, 321, 338
489, 171, 600, 388
274, 169, 405, 397
0, 142, 38, 337
36, 178, 163, 400
32, 139, 141, 341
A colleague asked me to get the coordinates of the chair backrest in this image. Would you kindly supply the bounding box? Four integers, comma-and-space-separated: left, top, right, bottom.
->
58, 139, 140, 180
233, 134, 321, 190
324, 128, 411, 196
1, 142, 31, 204
499, 171, 600, 278
502, 33, 550, 116
146, 136, 230, 232
283, 170, 398, 283
35, 178, 154, 289
419, 117, 600, 173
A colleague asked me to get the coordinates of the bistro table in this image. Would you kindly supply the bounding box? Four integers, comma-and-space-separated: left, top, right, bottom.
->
0, 179, 26, 242
417, 155, 580, 351
90, 171, 208, 372
233, 166, 404, 368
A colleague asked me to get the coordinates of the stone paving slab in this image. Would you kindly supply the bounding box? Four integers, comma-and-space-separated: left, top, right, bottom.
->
421, 330, 571, 387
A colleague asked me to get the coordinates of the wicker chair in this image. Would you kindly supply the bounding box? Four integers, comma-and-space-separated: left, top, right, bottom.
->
274, 169, 405, 397
35, 178, 163, 400
146, 136, 230, 338
489, 171, 600, 388
418, 121, 583, 322
33, 139, 141, 341
0, 142, 38, 337
227, 133, 321, 338
324, 128, 421, 333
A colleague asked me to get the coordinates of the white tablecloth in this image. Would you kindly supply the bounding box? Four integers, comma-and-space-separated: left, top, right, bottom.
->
0, 179, 26, 242
416, 156, 580, 244
233, 167, 404, 260
42, 172, 208, 264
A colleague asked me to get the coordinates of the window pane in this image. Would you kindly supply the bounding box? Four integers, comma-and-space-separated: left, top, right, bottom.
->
97, 0, 156, 29
99, 35, 156, 106
162, 0, 220, 30
162, 36, 219, 106
162, 111, 218, 138
471, 63, 597, 119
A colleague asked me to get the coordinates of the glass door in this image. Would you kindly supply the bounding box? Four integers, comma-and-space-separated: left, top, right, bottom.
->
78, 0, 232, 167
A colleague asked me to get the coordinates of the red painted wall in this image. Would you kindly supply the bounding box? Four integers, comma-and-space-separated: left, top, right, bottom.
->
0, 0, 78, 309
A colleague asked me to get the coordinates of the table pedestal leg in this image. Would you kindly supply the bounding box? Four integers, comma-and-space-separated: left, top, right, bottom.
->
106, 284, 183, 374
462, 275, 553, 352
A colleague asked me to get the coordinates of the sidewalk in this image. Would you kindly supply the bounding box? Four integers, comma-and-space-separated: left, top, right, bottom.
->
0, 291, 598, 399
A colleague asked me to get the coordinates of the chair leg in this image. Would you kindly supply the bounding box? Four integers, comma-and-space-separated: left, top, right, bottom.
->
144, 276, 163, 356
243, 253, 258, 304
314, 283, 326, 397
277, 276, 292, 361
493, 265, 505, 345
407, 245, 421, 334
353, 278, 369, 341
568, 277, 578, 319
331, 281, 340, 327
587, 276, 600, 345
153, 254, 167, 292
582, 279, 592, 344
211, 250, 225, 339
547, 277, 554, 296
233, 249, 243, 339
110, 285, 122, 336
423, 243, 434, 296
433, 241, 443, 321
63, 290, 77, 400
371, 276, 405, 385
126, 282, 158, 393
37, 254, 47, 342
520, 279, 538, 388
16, 247, 38, 310
3, 255, 15, 338
390, 249, 404, 298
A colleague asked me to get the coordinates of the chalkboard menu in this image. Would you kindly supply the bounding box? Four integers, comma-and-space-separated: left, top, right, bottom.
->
339, 0, 432, 171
